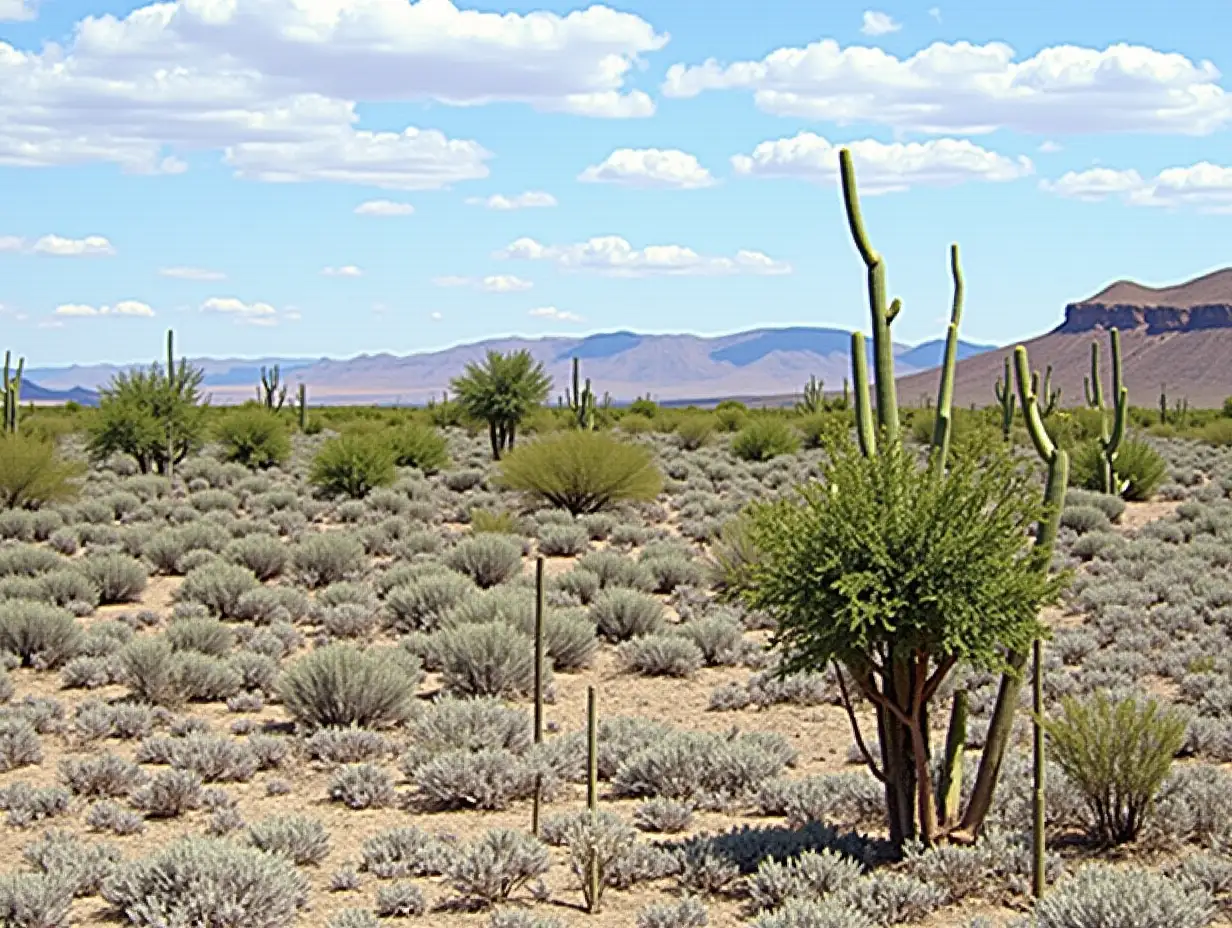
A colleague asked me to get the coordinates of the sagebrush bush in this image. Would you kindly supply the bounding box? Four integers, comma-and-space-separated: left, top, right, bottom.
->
178, 562, 259, 617
638, 897, 709, 928
435, 621, 538, 698
278, 643, 421, 729
360, 826, 455, 879
590, 588, 664, 642
731, 419, 800, 462
675, 415, 717, 451
497, 431, 662, 516
1046, 691, 1186, 845
446, 828, 551, 907
0, 871, 74, 927
291, 533, 365, 588
618, 634, 704, 677
310, 433, 397, 499
224, 535, 289, 581
101, 836, 309, 927
0, 600, 83, 668
414, 748, 537, 810
384, 571, 476, 633
0, 719, 42, 771
408, 696, 532, 756
329, 763, 397, 809
215, 408, 292, 469
1033, 864, 1214, 928
614, 729, 793, 807
446, 534, 524, 588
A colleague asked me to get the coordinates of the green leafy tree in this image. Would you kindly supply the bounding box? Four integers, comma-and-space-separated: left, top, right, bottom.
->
450, 350, 551, 460
0, 433, 85, 509
87, 332, 207, 474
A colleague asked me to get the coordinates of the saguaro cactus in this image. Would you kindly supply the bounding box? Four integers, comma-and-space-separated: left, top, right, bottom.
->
565, 358, 596, 430
2, 351, 23, 435
258, 365, 288, 412
796, 375, 825, 415
993, 356, 1016, 442
1085, 329, 1128, 494
297, 383, 308, 431
1032, 366, 1061, 418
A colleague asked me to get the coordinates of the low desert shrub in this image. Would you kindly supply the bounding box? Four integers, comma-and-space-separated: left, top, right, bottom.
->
1032, 864, 1214, 928
329, 763, 396, 809
100, 836, 309, 927
375, 881, 427, 917
224, 535, 289, 581
0, 601, 83, 668
310, 434, 396, 499
590, 589, 664, 642
246, 814, 330, 865
291, 533, 365, 588
414, 748, 536, 811
0, 433, 84, 510
1046, 692, 1186, 845
435, 621, 538, 698
446, 828, 551, 908
618, 634, 704, 677
731, 419, 800, 462
675, 415, 717, 451
278, 644, 422, 729
384, 572, 476, 633
177, 562, 259, 617
360, 826, 455, 879
388, 424, 450, 474
446, 534, 524, 588
1071, 435, 1169, 501
215, 408, 292, 469
638, 897, 709, 928
498, 431, 662, 516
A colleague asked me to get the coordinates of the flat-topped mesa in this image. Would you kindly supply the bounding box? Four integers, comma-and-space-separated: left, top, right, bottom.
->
1057, 267, 1232, 335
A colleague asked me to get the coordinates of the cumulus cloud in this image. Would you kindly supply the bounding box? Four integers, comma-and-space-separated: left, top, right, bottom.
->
529, 307, 584, 322
860, 11, 901, 36
465, 192, 558, 210
928, 7, 942, 21
0, 0, 665, 180
1041, 162, 1232, 213
578, 149, 716, 189
0, 235, 116, 256
201, 296, 280, 325
53, 300, 154, 318
160, 266, 226, 281
354, 200, 415, 216
496, 236, 791, 277
432, 274, 533, 292
0, 0, 36, 22
662, 40, 1232, 135
731, 134, 1032, 193
322, 265, 363, 277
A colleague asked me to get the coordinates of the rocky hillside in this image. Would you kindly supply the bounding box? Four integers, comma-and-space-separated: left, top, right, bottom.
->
897, 267, 1232, 409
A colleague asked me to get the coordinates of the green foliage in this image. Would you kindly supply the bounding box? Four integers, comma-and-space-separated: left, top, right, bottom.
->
1045, 692, 1185, 846
628, 397, 658, 418
744, 437, 1062, 684
497, 430, 662, 516
214, 406, 291, 469
87, 346, 207, 475
1069, 435, 1167, 501
674, 415, 716, 450
309, 433, 396, 499
278, 643, 422, 730
618, 413, 654, 434
797, 412, 848, 450
0, 433, 84, 509
0, 601, 83, 668
450, 350, 552, 460
469, 509, 520, 535
714, 401, 748, 433
731, 418, 800, 462
387, 424, 449, 474
1222, 396, 1232, 418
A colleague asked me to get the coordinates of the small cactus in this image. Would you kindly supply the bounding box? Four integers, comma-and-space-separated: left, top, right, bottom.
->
2, 350, 23, 435
565, 358, 596, 430
993, 355, 1016, 442
258, 365, 288, 412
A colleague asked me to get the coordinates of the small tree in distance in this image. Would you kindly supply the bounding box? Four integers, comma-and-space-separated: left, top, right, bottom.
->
450, 350, 552, 460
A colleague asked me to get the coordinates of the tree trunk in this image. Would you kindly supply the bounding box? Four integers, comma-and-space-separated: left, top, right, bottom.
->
877, 658, 919, 849
489, 421, 501, 460
958, 647, 1029, 835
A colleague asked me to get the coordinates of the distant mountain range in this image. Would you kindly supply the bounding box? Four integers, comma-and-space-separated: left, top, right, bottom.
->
24, 328, 997, 406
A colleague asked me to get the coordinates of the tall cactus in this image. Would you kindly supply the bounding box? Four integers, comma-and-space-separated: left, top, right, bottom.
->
2, 351, 23, 435
1032, 366, 1061, 418
993, 356, 1016, 442
1159, 383, 1168, 425
1085, 329, 1128, 494
257, 365, 287, 412
297, 383, 308, 431
796, 375, 826, 415
565, 357, 596, 430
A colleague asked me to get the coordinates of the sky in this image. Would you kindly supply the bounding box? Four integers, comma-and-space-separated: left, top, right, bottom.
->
2, 0, 1232, 366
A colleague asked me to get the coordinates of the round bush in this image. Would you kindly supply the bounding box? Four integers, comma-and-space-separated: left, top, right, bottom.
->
215, 408, 292, 470
589, 589, 664, 642
0, 601, 83, 668
309, 434, 397, 499
387, 425, 450, 475
731, 419, 800, 462
446, 535, 524, 588
278, 644, 422, 729
434, 622, 538, 698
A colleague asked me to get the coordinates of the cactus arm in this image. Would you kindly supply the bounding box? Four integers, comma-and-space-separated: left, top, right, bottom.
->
1014, 348, 1056, 461
839, 148, 898, 443
1085, 341, 1103, 408
851, 332, 876, 457
930, 244, 963, 467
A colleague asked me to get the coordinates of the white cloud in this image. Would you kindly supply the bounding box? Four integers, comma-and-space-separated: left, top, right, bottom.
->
354, 200, 415, 216
1038, 140, 1063, 153
529, 307, 584, 323
662, 40, 1232, 135
496, 236, 792, 277
928, 7, 942, 22
0, 0, 36, 22
860, 11, 902, 36
322, 265, 363, 277
201, 296, 280, 326
578, 149, 716, 189
1041, 162, 1232, 213
465, 192, 558, 210
160, 266, 226, 281
430, 311, 443, 321
731, 134, 1032, 193
0, 235, 116, 256
0, 0, 665, 180
53, 300, 154, 317
432, 274, 533, 292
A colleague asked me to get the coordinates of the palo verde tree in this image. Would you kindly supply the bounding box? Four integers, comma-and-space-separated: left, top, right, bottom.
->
450, 349, 552, 460
740, 149, 1068, 851
88, 330, 208, 475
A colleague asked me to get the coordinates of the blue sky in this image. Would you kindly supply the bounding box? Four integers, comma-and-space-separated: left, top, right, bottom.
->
2, 0, 1231, 365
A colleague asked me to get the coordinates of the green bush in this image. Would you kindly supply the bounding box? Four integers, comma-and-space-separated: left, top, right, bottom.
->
214, 407, 291, 470
674, 415, 716, 451
309, 434, 396, 499
0, 434, 84, 510
278, 643, 422, 729
1046, 692, 1185, 846
1069, 435, 1168, 501
497, 431, 662, 516
387, 424, 449, 474
731, 419, 800, 461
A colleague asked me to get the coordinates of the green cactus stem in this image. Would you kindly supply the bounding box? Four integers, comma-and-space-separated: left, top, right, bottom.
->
565, 357, 596, 430
258, 365, 288, 412
796, 375, 826, 415
994, 356, 1017, 442
297, 383, 307, 431
2, 351, 24, 435
1160, 383, 1168, 425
